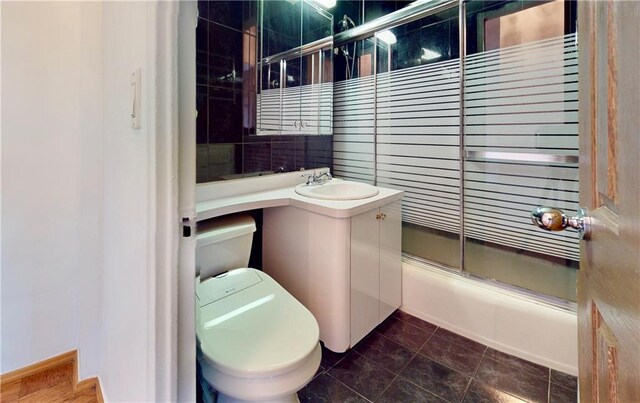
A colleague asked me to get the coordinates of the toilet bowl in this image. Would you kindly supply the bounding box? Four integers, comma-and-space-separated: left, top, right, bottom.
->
196, 214, 321, 403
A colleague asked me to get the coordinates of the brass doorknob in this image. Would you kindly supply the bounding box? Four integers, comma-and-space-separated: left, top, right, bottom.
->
531, 206, 591, 240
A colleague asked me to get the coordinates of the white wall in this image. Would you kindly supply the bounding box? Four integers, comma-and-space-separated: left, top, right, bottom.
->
2, 3, 175, 400
1, 1, 103, 379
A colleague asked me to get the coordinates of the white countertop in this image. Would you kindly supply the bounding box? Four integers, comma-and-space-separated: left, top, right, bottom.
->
196, 180, 404, 221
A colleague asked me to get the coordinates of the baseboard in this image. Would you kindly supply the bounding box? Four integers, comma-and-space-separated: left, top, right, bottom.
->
76, 376, 105, 403
0, 351, 77, 384
0, 350, 104, 402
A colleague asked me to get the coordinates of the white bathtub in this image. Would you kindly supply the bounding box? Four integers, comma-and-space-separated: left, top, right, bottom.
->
401, 261, 578, 375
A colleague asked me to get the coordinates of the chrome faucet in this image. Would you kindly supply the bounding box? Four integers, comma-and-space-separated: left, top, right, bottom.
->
304, 171, 333, 185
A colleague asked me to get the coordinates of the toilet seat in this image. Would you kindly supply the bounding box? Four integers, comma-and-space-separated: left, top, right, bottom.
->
196, 268, 321, 401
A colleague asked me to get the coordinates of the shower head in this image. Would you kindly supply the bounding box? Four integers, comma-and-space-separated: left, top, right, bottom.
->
339, 14, 356, 32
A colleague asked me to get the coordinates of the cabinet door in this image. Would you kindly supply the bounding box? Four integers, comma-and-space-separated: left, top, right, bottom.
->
379, 201, 402, 321
350, 208, 380, 346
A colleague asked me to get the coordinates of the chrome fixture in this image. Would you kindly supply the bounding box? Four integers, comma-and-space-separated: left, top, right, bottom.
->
333, 0, 456, 47
337, 14, 357, 79
531, 206, 591, 240
303, 171, 333, 185
466, 150, 579, 164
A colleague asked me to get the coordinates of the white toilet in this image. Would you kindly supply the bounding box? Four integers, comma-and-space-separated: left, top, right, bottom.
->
195, 214, 321, 403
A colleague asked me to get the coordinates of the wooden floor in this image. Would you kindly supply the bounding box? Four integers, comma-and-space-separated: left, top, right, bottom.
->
1, 361, 99, 403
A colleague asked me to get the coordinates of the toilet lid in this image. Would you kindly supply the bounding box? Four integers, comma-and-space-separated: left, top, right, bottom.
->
196, 268, 320, 378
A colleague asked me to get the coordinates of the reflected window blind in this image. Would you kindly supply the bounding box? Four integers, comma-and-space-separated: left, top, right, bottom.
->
257, 82, 333, 135
463, 33, 579, 261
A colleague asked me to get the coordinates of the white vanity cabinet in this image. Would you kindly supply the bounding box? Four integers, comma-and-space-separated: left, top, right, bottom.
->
350, 201, 402, 346
262, 200, 402, 352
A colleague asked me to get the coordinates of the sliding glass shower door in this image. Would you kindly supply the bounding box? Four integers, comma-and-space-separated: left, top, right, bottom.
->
332, 0, 579, 303
462, 0, 579, 301
374, 6, 462, 271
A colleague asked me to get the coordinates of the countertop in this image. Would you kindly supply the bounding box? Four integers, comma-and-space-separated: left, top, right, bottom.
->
196, 181, 404, 221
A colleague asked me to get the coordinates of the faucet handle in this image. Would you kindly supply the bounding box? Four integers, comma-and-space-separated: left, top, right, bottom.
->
302, 171, 316, 185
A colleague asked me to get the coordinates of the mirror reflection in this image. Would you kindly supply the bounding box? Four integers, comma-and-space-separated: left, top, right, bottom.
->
257, 0, 334, 136
196, 0, 335, 183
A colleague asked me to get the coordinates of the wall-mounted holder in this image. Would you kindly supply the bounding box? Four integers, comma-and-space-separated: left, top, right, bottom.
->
131, 68, 141, 129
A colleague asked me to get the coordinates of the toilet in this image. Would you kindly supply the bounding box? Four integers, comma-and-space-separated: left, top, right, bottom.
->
195, 214, 321, 403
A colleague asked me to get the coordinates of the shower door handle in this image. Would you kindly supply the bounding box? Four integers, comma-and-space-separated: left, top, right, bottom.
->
531, 206, 591, 240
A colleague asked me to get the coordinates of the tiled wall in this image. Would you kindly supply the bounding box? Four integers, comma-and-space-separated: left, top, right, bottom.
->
196, 0, 332, 183
195, 0, 439, 184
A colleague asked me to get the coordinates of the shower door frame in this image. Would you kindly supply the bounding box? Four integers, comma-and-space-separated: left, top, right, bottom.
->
334, 0, 579, 311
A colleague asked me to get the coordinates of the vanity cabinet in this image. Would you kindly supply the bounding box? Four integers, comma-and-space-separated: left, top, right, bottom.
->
350, 202, 402, 346
262, 200, 402, 352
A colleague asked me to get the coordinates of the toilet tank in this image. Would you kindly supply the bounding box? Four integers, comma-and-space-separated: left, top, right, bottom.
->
196, 214, 256, 280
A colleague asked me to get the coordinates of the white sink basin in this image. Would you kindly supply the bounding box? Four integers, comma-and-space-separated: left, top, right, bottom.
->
295, 180, 380, 201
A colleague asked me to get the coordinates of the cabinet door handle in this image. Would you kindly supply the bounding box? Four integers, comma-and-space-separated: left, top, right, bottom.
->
375, 213, 381, 220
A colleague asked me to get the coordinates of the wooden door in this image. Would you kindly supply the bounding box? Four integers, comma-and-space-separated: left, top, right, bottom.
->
578, 1, 640, 402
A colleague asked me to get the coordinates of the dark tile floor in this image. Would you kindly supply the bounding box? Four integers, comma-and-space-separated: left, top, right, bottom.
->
299, 311, 578, 403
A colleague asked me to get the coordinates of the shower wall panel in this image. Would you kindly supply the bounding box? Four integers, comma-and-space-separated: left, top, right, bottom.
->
333, 75, 376, 183
463, 33, 580, 261
376, 59, 461, 235
330, 1, 579, 300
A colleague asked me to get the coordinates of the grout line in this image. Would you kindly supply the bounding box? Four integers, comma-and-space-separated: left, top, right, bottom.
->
325, 350, 351, 373
394, 371, 450, 403
392, 312, 440, 335
465, 378, 529, 403
359, 312, 556, 403
425, 331, 487, 358
325, 372, 373, 403
415, 336, 431, 353
459, 378, 473, 403
471, 344, 489, 380
382, 319, 480, 381
547, 368, 552, 403
375, 374, 400, 402
378, 317, 440, 354
349, 346, 411, 381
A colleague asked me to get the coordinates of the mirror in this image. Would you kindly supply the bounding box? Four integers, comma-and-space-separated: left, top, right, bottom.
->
257, 0, 334, 136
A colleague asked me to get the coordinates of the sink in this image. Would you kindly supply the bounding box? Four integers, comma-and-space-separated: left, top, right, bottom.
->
295, 180, 380, 201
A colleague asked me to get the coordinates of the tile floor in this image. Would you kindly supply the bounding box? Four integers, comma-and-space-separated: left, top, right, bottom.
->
299, 310, 578, 403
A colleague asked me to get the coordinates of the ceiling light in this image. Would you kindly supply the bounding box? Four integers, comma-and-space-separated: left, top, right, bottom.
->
376, 30, 397, 45
421, 48, 441, 60
312, 0, 336, 9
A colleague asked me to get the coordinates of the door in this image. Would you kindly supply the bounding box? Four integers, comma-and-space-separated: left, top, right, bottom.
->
578, 1, 640, 401
178, 1, 198, 401
350, 208, 381, 346
379, 201, 402, 321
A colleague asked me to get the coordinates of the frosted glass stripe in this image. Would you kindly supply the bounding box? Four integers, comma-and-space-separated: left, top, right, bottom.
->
464, 124, 578, 136
465, 35, 577, 64
465, 93, 578, 108
461, 33, 579, 261
465, 82, 578, 101
333, 33, 579, 261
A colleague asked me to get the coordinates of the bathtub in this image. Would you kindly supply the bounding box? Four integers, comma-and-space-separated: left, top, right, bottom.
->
400, 260, 578, 375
